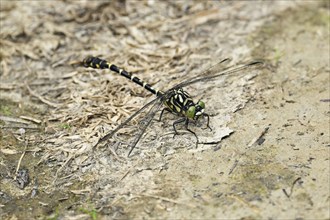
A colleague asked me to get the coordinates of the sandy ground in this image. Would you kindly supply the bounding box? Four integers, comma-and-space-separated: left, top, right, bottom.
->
0, 1, 329, 219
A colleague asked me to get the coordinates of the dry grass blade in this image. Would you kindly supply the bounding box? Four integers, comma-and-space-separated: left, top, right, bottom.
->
25, 83, 61, 108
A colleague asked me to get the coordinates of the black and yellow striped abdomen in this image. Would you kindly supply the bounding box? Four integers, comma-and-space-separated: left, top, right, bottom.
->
83, 56, 163, 97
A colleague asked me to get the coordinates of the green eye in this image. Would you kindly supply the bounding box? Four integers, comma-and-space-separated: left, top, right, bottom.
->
186, 106, 196, 119
198, 101, 205, 109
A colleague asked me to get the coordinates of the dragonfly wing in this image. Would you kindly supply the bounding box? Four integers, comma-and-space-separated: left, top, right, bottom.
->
169, 58, 232, 90
127, 97, 164, 156
172, 60, 264, 90
95, 96, 161, 147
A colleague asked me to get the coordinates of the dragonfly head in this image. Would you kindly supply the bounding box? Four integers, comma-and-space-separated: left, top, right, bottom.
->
187, 100, 205, 120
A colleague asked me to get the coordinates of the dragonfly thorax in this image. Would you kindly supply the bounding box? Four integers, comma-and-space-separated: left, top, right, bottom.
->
164, 88, 206, 120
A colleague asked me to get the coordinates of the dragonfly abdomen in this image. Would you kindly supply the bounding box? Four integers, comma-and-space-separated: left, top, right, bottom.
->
83, 56, 163, 97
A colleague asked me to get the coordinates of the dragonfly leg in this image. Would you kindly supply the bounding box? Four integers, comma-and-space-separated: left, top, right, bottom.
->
203, 113, 212, 131
158, 108, 172, 121
184, 119, 199, 148
172, 118, 186, 138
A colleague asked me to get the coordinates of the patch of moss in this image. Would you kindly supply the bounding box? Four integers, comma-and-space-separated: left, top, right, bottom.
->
80, 205, 98, 220
58, 123, 71, 130
0, 105, 12, 116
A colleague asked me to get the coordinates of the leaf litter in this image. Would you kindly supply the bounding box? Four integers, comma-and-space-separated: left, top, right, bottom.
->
1, 1, 328, 219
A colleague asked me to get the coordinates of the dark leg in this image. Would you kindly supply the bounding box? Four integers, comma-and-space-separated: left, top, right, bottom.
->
203, 113, 212, 131
172, 118, 186, 138
172, 118, 199, 147
184, 119, 199, 147
158, 108, 172, 122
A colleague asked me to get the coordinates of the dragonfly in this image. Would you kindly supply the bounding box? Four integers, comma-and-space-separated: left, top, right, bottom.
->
81, 56, 263, 156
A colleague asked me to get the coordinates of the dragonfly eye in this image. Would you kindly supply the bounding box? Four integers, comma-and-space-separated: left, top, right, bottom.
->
195, 101, 205, 114
194, 101, 205, 118
197, 100, 205, 109
186, 106, 196, 119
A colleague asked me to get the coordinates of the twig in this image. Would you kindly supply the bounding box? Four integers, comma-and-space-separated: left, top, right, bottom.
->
108, 143, 125, 163
52, 154, 74, 185
14, 141, 28, 180
293, 59, 302, 66
282, 177, 302, 198
1, 125, 39, 129
228, 159, 239, 175
20, 115, 42, 124
227, 194, 260, 214
0, 83, 19, 90
200, 141, 221, 145
248, 126, 270, 147
25, 83, 60, 108
118, 159, 141, 182
139, 193, 197, 208
0, 116, 31, 124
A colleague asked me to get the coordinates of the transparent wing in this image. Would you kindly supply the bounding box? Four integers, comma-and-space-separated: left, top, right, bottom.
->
171, 60, 264, 91
127, 97, 164, 156
170, 58, 232, 90
94, 96, 161, 147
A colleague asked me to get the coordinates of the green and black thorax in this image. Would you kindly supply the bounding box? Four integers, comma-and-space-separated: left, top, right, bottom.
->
162, 88, 206, 121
